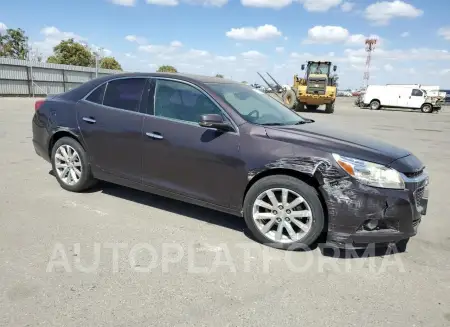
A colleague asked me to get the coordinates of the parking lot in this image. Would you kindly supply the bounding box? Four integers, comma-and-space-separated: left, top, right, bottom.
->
1, 97, 450, 326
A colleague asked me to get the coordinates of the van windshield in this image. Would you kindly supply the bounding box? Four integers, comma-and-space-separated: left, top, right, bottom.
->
206, 83, 307, 126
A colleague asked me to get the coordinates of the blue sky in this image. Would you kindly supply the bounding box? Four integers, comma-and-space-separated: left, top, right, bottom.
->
1, 0, 450, 88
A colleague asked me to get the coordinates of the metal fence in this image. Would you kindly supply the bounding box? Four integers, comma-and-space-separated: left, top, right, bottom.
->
0, 57, 123, 97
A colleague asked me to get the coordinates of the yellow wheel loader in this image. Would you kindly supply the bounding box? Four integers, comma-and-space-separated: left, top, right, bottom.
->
283, 61, 338, 114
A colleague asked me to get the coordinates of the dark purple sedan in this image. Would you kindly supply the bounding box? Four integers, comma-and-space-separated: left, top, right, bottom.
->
32, 73, 429, 250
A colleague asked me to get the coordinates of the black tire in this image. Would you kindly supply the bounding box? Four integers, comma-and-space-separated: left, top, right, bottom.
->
295, 102, 306, 112
325, 102, 335, 114
370, 100, 381, 110
282, 89, 298, 109
306, 105, 319, 111
243, 175, 325, 250
51, 136, 97, 192
421, 103, 433, 113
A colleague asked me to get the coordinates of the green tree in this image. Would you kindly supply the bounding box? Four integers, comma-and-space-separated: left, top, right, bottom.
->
215, 74, 224, 78
157, 65, 177, 73
241, 81, 248, 84
0, 28, 29, 59
46, 38, 94, 67
100, 57, 122, 70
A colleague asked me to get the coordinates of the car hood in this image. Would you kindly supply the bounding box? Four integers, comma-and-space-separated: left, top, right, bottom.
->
264, 123, 411, 166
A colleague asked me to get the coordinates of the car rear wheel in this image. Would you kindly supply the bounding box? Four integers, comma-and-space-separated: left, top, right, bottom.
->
421, 104, 433, 113
51, 137, 96, 192
243, 175, 325, 250
370, 100, 381, 110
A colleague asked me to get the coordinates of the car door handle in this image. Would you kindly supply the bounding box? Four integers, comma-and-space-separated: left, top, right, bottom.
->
146, 132, 164, 140
82, 117, 96, 124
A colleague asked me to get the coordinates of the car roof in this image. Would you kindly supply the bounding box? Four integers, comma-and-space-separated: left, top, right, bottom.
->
58, 72, 239, 101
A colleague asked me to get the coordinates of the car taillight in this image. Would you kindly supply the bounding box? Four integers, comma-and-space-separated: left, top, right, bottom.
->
35, 100, 45, 111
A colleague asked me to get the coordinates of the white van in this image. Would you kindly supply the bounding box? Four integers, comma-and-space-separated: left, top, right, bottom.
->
362, 85, 444, 113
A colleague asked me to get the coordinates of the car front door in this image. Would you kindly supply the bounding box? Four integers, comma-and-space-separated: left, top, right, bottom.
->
76, 77, 148, 182
407, 89, 425, 109
141, 78, 243, 208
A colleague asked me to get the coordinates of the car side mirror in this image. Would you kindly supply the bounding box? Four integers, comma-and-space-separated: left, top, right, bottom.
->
301, 64, 305, 70
199, 114, 233, 132
333, 65, 337, 72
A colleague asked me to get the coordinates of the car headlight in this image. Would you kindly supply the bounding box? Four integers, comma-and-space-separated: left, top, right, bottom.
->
332, 153, 405, 189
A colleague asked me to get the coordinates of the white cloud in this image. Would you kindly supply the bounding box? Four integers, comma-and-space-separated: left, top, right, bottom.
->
138, 43, 181, 54
170, 40, 183, 47
400, 31, 410, 37
125, 53, 137, 58
305, 25, 348, 43
146, 0, 228, 6
298, 0, 342, 12
364, 1, 423, 25
241, 50, 265, 59
215, 55, 237, 61
304, 26, 381, 46
438, 27, 450, 41
0, 22, 7, 34
408, 68, 416, 74
275, 47, 285, 53
340, 1, 354, 12
125, 35, 148, 45
146, 0, 179, 5
110, 0, 137, 5
226, 24, 282, 40
384, 64, 393, 71
33, 26, 87, 56
240, 0, 292, 9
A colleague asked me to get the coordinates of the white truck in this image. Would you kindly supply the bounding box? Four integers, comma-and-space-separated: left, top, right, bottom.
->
361, 85, 444, 113
386, 84, 447, 99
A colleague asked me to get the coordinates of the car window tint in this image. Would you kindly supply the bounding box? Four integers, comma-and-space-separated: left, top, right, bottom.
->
154, 79, 222, 123
103, 78, 146, 112
86, 83, 106, 104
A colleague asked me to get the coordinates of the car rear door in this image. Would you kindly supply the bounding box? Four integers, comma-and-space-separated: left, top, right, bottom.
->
76, 77, 148, 182
140, 78, 243, 208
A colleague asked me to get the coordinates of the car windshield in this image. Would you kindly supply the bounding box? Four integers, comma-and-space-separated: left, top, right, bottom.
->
206, 83, 306, 126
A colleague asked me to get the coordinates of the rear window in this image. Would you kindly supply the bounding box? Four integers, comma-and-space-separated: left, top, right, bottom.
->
103, 78, 146, 112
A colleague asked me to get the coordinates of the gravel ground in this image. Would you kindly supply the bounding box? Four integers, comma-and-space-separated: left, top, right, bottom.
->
0, 97, 449, 327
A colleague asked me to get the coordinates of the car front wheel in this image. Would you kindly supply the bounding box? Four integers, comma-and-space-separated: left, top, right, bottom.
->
51, 137, 96, 192
243, 175, 325, 250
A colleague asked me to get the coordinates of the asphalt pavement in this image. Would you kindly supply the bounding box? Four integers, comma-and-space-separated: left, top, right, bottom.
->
0, 97, 449, 326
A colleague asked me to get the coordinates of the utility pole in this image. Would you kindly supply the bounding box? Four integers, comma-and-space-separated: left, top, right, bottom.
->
363, 38, 377, 89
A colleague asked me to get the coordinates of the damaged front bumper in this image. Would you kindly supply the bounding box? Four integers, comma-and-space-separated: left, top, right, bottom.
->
321, 170, 429, 248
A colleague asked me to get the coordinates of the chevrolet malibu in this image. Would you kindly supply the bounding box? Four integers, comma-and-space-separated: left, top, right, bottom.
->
32, 73, 429, 250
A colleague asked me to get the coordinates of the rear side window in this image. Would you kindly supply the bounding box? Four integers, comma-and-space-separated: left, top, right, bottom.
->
103, 78, 146, 112
86, 83, 106, 104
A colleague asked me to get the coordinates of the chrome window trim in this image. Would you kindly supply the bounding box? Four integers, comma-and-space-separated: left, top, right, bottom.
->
81, 76, 149, 111
151, 77, 240, 134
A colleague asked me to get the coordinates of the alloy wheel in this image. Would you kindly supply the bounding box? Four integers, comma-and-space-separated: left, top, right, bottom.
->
54, 144, 82, 186
252, 188, 313, 243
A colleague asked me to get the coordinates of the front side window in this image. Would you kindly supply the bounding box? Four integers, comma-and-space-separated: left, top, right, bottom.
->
103, 78, 146, 112
154, 79, 223, 123
207, 82, 305, 126
411, 89, 423, 97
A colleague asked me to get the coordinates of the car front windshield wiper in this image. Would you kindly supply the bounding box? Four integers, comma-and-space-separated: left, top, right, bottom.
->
294, 119, 315, 125
260, 122, 285, 126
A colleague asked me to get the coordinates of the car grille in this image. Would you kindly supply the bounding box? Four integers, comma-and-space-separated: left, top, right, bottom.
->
307, 78, 327, 95
414, 186, 425, 209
